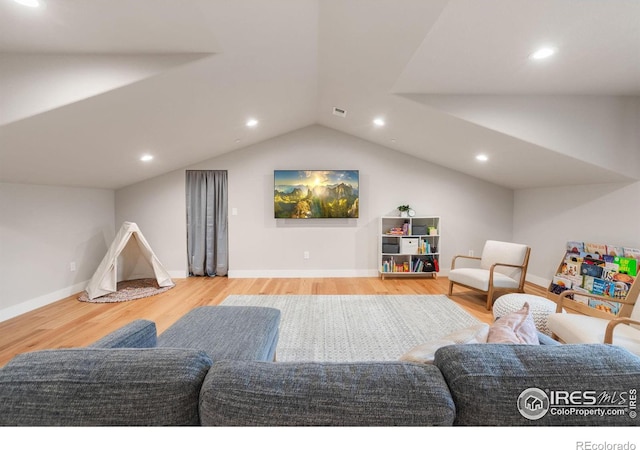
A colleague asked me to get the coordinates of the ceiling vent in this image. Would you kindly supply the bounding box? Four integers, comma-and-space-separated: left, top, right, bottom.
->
332, 107, 347, 118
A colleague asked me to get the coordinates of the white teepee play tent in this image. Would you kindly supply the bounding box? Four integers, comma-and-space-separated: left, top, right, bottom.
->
85, 222, 174, 300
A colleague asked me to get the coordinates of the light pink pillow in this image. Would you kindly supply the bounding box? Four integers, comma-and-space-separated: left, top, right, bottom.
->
487, 302, 539, 345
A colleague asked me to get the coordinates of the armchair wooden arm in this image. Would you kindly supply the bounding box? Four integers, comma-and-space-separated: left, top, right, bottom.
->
604, 318, 640, 344
491, 262, 527, 270
490, 260, 529, 290
450, 254, 481, 270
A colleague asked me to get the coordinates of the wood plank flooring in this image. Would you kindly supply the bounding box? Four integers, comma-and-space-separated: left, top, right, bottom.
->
0, 276, 548, 367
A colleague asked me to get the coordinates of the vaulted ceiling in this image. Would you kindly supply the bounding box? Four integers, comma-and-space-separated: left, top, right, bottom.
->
1, 0, 639, 190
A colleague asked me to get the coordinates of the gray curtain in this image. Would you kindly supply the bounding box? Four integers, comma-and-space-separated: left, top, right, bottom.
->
185, 170, 228, 277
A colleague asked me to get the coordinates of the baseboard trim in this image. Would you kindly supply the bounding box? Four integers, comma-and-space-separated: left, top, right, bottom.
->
168, 270, 188, 279
228, 269, 379, 278
0, 280, 89, 323
229, 269, 451, 278
526, 273, 550, 289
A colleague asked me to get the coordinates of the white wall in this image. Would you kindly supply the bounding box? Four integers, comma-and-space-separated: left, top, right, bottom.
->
513, 181, 640, 286
116, 125, 514, 278
115, 169, 187, 278
0, 183, 114, 321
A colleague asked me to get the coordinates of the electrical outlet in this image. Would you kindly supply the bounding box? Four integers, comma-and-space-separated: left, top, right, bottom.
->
303, 251, 310, 260
70, 262, 76, 272
468, 250, 474, 257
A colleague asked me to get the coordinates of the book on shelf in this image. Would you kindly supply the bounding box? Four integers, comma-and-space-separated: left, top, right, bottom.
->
566, 241, 585, 253
602, 262, 619, 281
623, 247, 640, 260
572, 287, 591, 305
606, 245, 625, 257
580, 262, 604, 278
613, 281, 631, 299
614, 256, 638, 277
611, 272, 635, 285
549, 283, 570, 295
582, 275, 596, 292
585, 242, 607, 257
564, 242, 640, 262
588, 298, 621, 315
552, 275, 573, 289
591, 278, 615, 297
560, 259, 580, 277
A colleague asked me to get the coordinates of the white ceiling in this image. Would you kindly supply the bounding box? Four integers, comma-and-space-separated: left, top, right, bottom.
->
1, 0, 638, 190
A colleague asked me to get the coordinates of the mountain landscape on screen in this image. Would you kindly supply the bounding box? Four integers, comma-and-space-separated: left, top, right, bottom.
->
274, 170, 359, 219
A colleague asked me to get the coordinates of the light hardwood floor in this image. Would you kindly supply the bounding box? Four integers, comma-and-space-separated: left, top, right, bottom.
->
0, 276, 548, 367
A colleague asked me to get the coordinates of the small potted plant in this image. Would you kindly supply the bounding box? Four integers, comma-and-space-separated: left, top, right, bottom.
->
397, 205, 410, 217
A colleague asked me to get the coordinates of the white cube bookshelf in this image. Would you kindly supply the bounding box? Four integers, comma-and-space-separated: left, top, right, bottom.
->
379, 215, 440, 279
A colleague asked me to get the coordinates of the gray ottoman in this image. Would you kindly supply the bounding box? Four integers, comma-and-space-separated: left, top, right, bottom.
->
158, 306, 281, 362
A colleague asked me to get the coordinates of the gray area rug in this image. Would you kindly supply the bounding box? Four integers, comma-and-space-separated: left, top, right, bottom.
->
221, 294, 481, 362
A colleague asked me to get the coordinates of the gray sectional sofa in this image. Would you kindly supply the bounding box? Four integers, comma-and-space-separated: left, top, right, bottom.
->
1, 305, 639, 426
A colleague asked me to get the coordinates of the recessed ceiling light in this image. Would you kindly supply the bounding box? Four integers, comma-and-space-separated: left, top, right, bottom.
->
529, 47, 556, 60
373, 118, 385, 127
14, 0, 40, 7
246, 119, 258, 127
476, 154, 488, 162
140, 154, 153, 162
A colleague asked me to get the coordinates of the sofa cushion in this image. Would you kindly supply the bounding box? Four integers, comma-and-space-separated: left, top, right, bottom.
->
157, 306, 280, 361
0, 348, 212, 426
200, 361, 455, 426
88, 319, 157, 348
434, 343, 640, 426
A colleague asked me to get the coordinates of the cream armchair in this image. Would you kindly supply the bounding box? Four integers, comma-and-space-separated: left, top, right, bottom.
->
448, 240, 531, 310
547, 290, 640, 356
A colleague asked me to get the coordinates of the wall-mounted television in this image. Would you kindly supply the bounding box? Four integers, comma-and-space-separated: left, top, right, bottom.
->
274, 170, 359, 219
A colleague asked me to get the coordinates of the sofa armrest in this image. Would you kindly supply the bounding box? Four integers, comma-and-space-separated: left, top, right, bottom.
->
434, 343, 640, 426
200, 361, 455, 426
0, 348, 212, 426
88, 319, 157, 348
